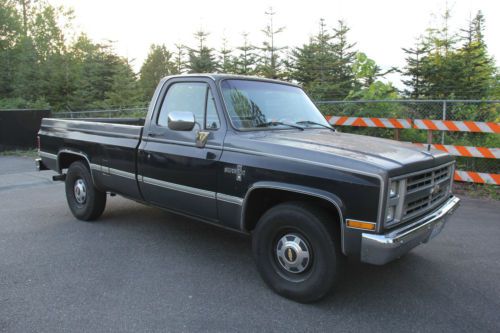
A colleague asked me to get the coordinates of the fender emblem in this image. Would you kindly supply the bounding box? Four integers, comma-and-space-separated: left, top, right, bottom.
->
224, 165, 246, 182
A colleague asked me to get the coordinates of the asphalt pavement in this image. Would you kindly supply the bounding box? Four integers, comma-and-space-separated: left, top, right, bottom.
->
1, 156, 499, 333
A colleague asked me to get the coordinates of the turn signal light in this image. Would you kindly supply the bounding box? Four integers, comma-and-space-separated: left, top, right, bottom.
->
346, 219, 376, 231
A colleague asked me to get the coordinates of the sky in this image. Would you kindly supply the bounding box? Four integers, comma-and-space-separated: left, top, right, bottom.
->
50, 0, 499, 88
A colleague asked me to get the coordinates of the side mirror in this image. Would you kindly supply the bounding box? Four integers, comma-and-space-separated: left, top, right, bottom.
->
167, 111, 195, 131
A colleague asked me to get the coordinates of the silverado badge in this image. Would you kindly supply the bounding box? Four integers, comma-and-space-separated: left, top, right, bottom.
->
224, 165, 246, 181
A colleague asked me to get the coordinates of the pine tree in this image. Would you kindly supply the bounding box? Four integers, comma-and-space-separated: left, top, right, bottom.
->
217, 37, 236, 73
425, 6, 463, 98
290, 40, 317, 86
402, 38, 430, 98
457, 11, 496, 99
235, 32, 257, 75
401, 8, 498, 100
290, 19, 337, 99
257, 7, 286, 79
187, 29, 217, 73
68, 36, 126, 109
290, 19, 358, 99
173, 43, 186, 74
139, 44, 176, 99
106, 59, 142, 108
330, 20, 357, 98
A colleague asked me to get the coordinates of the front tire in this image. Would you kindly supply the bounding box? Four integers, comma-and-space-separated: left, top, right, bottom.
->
65, 161, 106, 221
252, 202, 341, 303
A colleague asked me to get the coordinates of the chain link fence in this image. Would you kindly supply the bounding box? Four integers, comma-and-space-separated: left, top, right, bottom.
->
316, 100, 499, 175
54, 108, 148, 119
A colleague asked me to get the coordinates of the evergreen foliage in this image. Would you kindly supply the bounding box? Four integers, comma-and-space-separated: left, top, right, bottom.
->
139, 44, 177, 100
187, 29, 217, 73
0, 1, 498, 114
402, 10, 498, 100
234, 32, 258, 75
256, 7, 287, 79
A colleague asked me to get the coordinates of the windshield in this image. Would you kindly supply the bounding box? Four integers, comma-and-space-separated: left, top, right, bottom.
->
220, 79, 330, 130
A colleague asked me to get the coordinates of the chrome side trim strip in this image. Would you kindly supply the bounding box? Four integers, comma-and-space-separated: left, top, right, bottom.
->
216, 193, 244, 205
90, 164, 101, 172
44, 118, 142, 129
41, 125, 140, 139
107, 167, 136, 180
142, 176, 216, 199
145, 137, 222, 150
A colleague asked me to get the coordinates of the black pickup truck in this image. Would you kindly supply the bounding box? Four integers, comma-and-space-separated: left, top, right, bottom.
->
37, 74, 460, 302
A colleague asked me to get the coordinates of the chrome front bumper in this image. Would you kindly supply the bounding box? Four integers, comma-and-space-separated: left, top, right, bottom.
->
361, 196, 460, 265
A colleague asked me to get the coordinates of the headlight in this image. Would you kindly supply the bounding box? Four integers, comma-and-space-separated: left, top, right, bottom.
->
385, 179, 405, 227
386, 205, 395, 221
389, 181, 398, 197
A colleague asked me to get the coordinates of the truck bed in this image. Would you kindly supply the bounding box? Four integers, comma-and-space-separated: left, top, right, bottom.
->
38, 117, 145, 200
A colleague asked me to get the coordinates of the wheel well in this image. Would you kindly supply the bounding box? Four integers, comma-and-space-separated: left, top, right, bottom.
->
243, 188, 342, 235
58, 152, 89, 172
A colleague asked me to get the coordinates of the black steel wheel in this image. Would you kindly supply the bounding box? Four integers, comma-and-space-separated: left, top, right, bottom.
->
252, 202, 341, 303
65, 161, 106, 221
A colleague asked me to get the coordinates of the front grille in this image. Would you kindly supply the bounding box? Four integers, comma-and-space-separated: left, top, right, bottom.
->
403, 165, 452, 220
406, 165, 449, 193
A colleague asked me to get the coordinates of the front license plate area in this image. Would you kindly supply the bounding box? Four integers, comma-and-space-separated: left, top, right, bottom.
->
429, 219, 445, 240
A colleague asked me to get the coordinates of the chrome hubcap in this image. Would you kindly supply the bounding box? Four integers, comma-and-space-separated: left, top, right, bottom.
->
276, 234, 311, 274
74, 178, 87, 204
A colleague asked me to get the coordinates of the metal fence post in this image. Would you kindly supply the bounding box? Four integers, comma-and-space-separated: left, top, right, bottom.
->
442, 100, 447, 144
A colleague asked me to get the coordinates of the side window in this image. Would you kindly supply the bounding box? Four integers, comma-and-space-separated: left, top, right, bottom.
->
157, 82, 220, 130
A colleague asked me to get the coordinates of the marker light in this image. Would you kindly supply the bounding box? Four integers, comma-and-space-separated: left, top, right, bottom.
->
346, 219, 376, 231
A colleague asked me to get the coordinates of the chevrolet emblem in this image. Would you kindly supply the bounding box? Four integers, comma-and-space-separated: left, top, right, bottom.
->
430, 184, 441, 194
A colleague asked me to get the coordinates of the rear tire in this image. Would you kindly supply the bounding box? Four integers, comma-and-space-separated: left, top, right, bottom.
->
252, 202, 341, 303
65, 161, 106, 221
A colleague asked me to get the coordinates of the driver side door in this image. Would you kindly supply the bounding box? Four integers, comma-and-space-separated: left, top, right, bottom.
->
138, 78, 224, 221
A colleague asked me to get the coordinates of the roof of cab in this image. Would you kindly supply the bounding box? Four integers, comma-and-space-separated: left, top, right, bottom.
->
162, 73, 300, 87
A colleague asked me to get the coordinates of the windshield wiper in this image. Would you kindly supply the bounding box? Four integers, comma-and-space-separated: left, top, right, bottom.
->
256, 121, 304, 130
295, 120, 335, 131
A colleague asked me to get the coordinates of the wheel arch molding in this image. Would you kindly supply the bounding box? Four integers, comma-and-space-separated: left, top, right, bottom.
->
57, 149, 99, 186
241, 181, 347, 254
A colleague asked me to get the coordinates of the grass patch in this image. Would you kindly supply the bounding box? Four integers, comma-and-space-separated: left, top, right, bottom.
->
454, 182, 499, 201
0, 149, 38, 158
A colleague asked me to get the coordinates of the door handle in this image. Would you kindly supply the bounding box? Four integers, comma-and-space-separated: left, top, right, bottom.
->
206, 152, 216, 160
148, 133, 157, 137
